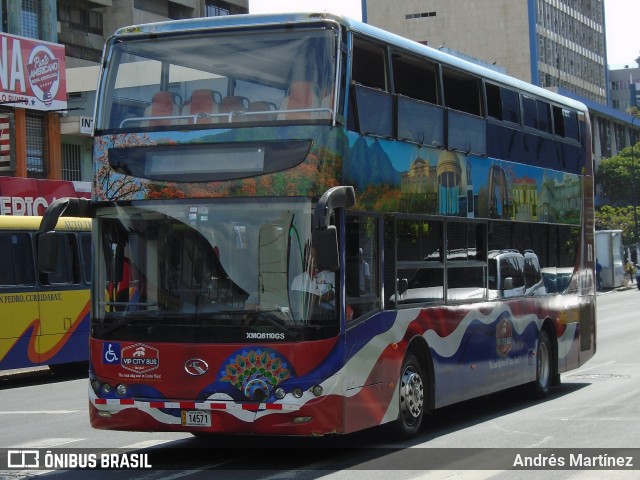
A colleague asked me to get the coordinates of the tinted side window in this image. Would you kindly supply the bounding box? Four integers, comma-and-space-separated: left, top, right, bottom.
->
443, 68, 481, 116
446, 222, 487, 301
44, 233, 81, 285
0, 232, 36, 286
392, 52, 439, 104
345, 215, 380, 321
394, 218, 444, 305
80, 232, 92, 283
553, 106, 579, 140
352, 38, 387, 90
485, 83, 518, 123
522, 95, 537, 128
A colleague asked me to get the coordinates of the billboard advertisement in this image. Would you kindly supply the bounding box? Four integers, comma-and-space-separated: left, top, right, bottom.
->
0, 32, 67, 111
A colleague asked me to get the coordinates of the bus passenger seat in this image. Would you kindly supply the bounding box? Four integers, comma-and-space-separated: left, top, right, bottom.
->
220, 96, 249, 120
143, 91, 181, 126
182, 89, 221, 124
280, 81, 319, 120
247, 101, 278, 121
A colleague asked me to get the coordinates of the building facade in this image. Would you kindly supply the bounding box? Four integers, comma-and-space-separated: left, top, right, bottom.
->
609, 62, 640, 113
0, 0, 248, 199
364, 0, 639, 204
365, 0, 607, 104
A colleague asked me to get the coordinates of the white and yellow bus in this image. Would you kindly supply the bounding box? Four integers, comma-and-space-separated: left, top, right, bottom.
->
0, 216, 91, 372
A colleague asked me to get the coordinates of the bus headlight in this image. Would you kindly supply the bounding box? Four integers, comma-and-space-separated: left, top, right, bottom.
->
275, 387, 286, 399
311, 385, 323, 397
91, 379, 101, 393
116, 384, 128, 396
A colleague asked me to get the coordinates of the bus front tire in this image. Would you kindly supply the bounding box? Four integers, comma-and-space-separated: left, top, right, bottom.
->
530, 330, 552, 399
393, 353, 425, 437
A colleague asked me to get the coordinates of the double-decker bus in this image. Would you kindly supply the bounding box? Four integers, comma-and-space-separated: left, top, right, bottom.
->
0, 216, 91, 373
39, 12, 595, 437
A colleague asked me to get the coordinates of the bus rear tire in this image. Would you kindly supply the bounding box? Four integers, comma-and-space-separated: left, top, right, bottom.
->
530, 330, 552, 399
393, 353, 425, 438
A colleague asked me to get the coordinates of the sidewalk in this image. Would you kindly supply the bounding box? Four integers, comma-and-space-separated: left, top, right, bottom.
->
598, 283, 638, 294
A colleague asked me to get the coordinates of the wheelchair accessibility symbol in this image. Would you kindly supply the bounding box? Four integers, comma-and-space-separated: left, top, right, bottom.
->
103, 342, 120, 364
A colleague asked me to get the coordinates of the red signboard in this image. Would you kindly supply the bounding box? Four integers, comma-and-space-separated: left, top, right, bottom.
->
121, 344, 160, 375
0, 32, 67, 111
0, 177, 90, 216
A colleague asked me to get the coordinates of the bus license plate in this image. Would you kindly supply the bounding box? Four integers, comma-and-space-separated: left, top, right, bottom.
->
181, 410, 211, 427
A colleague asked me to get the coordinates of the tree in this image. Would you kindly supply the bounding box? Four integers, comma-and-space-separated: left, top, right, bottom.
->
595, 205, 638, 246
596, 143, 640, 205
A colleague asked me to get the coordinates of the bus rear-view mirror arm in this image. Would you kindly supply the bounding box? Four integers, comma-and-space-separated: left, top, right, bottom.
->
37, 197, 92, 273
38, 197, 92, 233
313, 186, 355, 272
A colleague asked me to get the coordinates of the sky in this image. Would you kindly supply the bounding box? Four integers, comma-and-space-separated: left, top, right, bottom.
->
249, 0, 640, 67
604, 0, 640, 66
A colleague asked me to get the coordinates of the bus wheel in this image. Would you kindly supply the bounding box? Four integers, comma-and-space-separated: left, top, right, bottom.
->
395, 353, 425, 437
531, 330, 552, 398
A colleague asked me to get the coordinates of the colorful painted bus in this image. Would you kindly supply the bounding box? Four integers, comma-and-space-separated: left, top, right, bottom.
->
0, 215, 91, 372
39, 12, 595, 437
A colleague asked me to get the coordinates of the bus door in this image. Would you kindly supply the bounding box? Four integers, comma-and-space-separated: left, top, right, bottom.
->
36, 231, 90, 364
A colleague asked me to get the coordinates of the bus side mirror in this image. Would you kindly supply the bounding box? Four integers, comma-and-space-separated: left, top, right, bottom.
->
313, 226, 339, 272
397, 278, 408, 295
503, 277, 514, 291
37, 232, 59, 273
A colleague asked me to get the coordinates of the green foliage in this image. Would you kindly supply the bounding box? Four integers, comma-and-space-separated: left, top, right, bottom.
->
595, 205, 639, 245
596, 143, 640, 205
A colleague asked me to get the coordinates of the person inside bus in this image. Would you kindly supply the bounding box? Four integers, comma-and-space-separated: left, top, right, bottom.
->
359, 247, 371, 294
291, 244, 335, 318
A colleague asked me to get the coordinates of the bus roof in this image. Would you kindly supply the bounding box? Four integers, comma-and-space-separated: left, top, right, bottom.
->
0, 216, 91, 231
111, 12, 588, 114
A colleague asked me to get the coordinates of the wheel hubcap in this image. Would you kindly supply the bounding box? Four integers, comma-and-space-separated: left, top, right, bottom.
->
400, 366, 424, 423
538, 340, 550, 388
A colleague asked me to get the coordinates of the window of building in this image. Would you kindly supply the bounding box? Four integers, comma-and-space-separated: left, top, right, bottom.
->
0, 112, 15, 173
21, 0, 40, 38
206, 1, 230, 16
58, 1, 103, 35
62, 144, 83, 181
405, 12, 436, 19
26, 114, 46, 177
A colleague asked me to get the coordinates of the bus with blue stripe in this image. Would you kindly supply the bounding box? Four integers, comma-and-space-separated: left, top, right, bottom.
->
39, 12, 595, 437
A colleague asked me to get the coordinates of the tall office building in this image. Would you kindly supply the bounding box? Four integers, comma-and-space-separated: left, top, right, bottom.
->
365, 0, 607, 104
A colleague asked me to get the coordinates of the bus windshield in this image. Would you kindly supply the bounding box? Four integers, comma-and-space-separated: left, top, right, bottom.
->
97, 26, 337, 130
93, 199, 338, 343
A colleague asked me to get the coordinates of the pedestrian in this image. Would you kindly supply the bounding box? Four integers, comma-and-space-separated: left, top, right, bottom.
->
625, 261, 635, 284
595, 259, 602, 291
